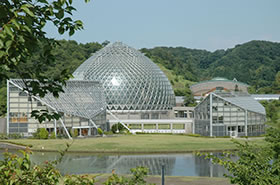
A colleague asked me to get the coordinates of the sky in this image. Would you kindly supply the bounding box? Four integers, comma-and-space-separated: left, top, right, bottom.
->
45, 0, 280, 51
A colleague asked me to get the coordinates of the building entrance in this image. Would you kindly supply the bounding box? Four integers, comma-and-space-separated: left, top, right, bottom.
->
227, 126, 237, 137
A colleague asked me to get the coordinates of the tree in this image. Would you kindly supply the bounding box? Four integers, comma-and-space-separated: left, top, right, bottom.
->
271, 71, 280, 93
200, 100, 280, 184
202, 137, 280, 185
183, 93, 197, 107
0, 0, 89, 122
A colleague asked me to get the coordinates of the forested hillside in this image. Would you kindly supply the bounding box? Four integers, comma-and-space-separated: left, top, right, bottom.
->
141, 40, 280, 94
0, 40, 280, 116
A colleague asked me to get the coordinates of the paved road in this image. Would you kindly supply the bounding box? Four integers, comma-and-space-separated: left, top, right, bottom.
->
0, 142, 26, 150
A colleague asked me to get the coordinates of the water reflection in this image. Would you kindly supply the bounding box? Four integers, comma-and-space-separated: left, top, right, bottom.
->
0, 151, 229, 177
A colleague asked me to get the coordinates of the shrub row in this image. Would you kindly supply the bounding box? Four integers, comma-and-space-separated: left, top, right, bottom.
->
0, 133, 23, 140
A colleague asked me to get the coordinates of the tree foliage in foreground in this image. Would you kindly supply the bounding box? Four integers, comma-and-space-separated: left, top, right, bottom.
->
0, 0, 89, 121
202, 136, 280, 185
0, 148, 153, 185
200, 100, 280, 185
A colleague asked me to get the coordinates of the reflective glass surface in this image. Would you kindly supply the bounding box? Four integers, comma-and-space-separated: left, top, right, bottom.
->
73, 42, 175, 110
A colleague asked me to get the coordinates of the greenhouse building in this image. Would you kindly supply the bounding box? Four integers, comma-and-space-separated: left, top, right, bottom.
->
190, 77, 249, 96
7, 79, 107, 138
6, 42, 194, 137
72, 42, 193, 134
194, 91, 266, 137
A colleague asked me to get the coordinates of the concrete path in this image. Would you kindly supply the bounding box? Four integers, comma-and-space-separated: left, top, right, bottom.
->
0, 142, 26, 150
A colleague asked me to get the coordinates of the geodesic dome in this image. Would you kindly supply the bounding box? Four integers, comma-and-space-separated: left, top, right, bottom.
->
73, 42, 175, 111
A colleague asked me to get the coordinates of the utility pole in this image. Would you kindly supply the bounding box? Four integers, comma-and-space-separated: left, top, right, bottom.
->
161, 164, 165, 185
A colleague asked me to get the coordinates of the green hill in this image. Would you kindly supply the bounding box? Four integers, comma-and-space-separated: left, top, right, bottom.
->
141, 40, 280, 94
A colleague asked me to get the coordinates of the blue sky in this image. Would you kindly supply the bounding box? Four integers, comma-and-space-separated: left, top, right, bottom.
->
45, 0, 280, 51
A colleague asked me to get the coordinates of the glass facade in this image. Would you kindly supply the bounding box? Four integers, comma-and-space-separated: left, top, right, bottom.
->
194, 93, 266, 137
8, 80, 107, 136
73, 42, 176, 111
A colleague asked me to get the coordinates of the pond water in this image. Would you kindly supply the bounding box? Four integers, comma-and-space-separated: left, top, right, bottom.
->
0, 151, 228, 177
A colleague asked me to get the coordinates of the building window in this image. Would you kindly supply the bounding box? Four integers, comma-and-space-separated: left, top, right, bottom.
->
218, 116, 223, 123
184, 111, 188, 118
141, 113, 149, 119
173, 124, 185, 129
129, 124, 142, 129
213, 116, 218, 123
189, 111, 194, 118
238, 126, 245, 133
143, 124, 156, 129
178, 111, 184, 118
151, 113, 159, 119
158, 124, 170, 129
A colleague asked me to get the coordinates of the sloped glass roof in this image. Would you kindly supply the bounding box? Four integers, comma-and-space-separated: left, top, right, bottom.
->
73, 42, 176, 111
213, 92, 266, 115
191, 77, 249, 87
10, 79, 106, 119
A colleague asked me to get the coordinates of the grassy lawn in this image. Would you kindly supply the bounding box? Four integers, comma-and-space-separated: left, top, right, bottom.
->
3, 134, 266, 153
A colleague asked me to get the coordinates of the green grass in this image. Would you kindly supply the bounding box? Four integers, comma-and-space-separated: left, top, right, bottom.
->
3, 135, 266, 153
157, 64, 195, 88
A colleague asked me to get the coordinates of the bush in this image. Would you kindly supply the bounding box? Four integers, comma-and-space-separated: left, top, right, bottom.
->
56, 133, 64, 139
200, 127, 280, 185
0, 150, 61, 184
0, 134, 8, 140
111, 123, 127, 134
74, 129, 79, 137
39, 128, 49, 139
0, 149, 154, 185
103, 166, 154, 185
64, 175, 95, 185
104, 131, 113, 135
50, 132, 56, 139
8, 133, 22, 139
216, 136, 231, 138
97, 128, 103, 135
33, 128, 49, 139
186, 133, 201, 137
70, 129, 79, 138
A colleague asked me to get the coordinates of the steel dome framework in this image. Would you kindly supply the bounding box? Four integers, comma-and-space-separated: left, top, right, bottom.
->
73, 42, 175, 111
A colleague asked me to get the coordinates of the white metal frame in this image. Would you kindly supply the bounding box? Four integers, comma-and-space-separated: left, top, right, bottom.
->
8, 80, 73, 139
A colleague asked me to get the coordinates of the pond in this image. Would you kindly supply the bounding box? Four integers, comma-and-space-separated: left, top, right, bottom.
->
0, 151, 229, 177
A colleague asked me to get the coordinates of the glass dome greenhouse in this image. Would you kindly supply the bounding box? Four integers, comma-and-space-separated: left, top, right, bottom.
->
73, 42, 175, 111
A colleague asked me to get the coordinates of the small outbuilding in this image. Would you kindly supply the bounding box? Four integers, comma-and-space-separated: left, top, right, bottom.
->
190, 77, 249, 96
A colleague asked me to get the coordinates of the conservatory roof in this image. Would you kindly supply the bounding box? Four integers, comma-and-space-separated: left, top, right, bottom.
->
9, 79, 106, 119
213, 92, 266, 115
191, 77, 249, 88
